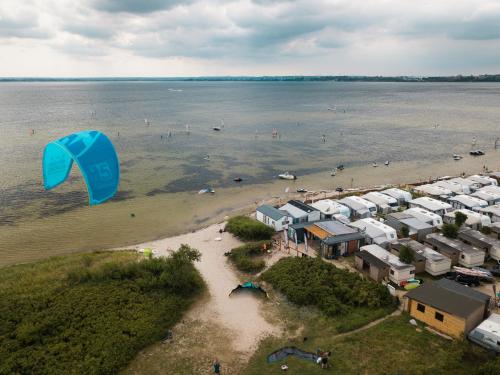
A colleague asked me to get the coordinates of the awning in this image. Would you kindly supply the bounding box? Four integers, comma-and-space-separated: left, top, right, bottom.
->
305, 224, 330, 239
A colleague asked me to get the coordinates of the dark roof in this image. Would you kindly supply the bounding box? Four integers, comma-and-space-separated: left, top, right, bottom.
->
323, 232, 365, 245
458, 228, 500, 248
425, 233, 480, 255
256, 205, 288, 221
355, 250, 389, 269
391, 240, 426, 262
405, 279, 490, 318
287, 200, 318, 213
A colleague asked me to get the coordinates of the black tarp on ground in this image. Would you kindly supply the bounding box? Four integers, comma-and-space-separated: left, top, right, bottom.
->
267, 346, 319, 363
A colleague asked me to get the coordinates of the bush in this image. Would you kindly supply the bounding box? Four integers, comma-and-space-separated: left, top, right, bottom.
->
442, 223, 459, 238
400, 225, 410, 238
226, 216, 275, 241
261, 257, 396, 318
455, 211, 468, 227
399, 245, 414, 264
480, 226, 492, 235
0, 247, 204, 375
228, 241, 271, 273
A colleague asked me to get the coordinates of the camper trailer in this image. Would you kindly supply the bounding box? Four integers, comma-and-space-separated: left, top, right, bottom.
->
425, 233, 485, 267
413, 184, 453, 199
309, 199, 351, 219
350, 218, 397, 248
360, 244, 416, 285
404, 207, 443, 228
380, 188, 413, 206
471, 189, 500, 206
338, 196, 377, 219
443, 209, 491, 230
468, 175, 498, 187
433, 180, 471, 195
468, 313, 500, 353
458, 228, 500, 263
361, 191, 399, 213
409, 197, 453, 216
391, 239, 451, 276
448, 195, 488, 211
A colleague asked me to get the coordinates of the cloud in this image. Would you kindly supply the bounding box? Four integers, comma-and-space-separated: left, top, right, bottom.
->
0, 12, 51, 39
91, 0, 194, 14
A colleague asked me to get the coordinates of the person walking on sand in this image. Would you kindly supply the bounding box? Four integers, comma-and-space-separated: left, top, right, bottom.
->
213, 358, 221, 374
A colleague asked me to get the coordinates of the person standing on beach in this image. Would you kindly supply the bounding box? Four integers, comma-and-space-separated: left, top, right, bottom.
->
213, 358, 221, 374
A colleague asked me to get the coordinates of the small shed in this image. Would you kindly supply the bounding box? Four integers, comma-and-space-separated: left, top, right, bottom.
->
390, 239, 426, 274
256, 205, 290, 231
385, 212, 433, 241
355, 250, 390, 282
405, 279, 490, 337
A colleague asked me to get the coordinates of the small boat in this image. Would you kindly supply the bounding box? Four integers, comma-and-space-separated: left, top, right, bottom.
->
372, 162, 378, 168
212, 126, 221, 131
296, 188, 307, 193
453, 266, 493, 280
336, 164, 345, 171
203, 155, 210, 161
470, 150, 485, 156
331, 169, 337, 176
278, 172, 297, 180
453, 154, 462, 161
233, 177, 242, 182
384, 161, 390, 166
198, 187, 215, 194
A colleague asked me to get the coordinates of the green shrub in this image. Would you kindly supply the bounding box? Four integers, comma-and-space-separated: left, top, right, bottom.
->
455, 211, 468, 227
228, 241, 271, 273
442, 223, 459, 238
480, 226, 492, 235
226, 216, 275, 241
0, 247, 204, 375
398, 245, 414, 264
261, 257, 396, 318
400, 225, 410, 238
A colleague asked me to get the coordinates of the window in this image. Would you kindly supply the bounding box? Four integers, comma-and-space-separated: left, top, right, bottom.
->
390, 269, 394, 275
417, 303, 425, 313
410, 270, 415, 274
435, 312, 444, 322
461, 254, 465, 259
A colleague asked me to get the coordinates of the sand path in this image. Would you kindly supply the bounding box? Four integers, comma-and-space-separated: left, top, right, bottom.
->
128, 223, 279, 353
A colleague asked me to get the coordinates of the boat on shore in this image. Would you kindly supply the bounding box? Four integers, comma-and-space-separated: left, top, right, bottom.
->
278, 172, 297, 180
198, 187, 215, 194
296, 188, 307, 193
233, 177, 242, 182
372, 162, 378, 168
453, 154, 463, 160
384, 161, 390, 166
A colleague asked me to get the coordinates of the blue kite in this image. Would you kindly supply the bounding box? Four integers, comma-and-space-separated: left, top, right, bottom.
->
42, 130, 120, 205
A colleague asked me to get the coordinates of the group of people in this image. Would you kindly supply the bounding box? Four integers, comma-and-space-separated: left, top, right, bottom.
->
316, 350, 332, 369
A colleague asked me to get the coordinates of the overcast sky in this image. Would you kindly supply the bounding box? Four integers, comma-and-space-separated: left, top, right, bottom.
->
1, 0, 500, 77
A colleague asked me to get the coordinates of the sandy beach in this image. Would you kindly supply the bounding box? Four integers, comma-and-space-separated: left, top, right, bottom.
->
123, 223, 283, 373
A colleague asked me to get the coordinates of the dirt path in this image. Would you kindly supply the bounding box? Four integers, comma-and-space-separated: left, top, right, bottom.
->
333, 309, 402, 340
124, 223, 279, 373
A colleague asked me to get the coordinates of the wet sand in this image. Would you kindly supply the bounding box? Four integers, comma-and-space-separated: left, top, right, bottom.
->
0, 152, 498, 267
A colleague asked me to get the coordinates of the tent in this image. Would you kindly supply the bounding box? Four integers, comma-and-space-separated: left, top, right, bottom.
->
229, 282, 268, 298
42, 130, 119, 205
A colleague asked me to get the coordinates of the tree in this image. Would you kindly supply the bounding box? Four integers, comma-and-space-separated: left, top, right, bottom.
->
399, 245, 414, 264
454, 211, 468, 227
442, 223, 458, 238
400, 225, 410, 238
480, 226, 492, 235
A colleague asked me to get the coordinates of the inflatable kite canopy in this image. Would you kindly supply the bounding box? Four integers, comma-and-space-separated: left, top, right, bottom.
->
42, 130, 119, 205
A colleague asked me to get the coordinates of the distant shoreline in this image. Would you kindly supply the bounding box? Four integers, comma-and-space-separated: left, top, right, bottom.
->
1, 74, 500, 83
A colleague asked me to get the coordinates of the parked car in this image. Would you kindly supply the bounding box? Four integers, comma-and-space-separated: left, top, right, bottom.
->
455, 274, 481, 287
487, 265, 500, 277
335, 187, 344, 192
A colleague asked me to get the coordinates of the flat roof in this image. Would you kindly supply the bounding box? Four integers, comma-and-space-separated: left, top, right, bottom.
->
355, 250, 389, 269
399, 218, 433, 230
405, 279, 489, 318
310, 199, 350, 215
316, 220, 357, 236
425, 233, 483, 254
381, 188, 412, 200
280, 203, 309, 218
361, 244, 414, 270
448, 195, 488, 207
287, 200, 318, 213
257, 205, 288, 221
410, 197, 452, 211
458, 228, 500, 248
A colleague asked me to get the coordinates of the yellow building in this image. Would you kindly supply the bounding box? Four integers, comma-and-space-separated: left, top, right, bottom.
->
404, 279, 490, 337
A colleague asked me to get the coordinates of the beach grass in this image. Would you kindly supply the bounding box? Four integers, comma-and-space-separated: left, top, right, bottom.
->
228, 240, 271, 273
0, 248, 204, 375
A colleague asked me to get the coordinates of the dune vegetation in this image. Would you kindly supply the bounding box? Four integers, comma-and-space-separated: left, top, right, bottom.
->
226, 216, 275, 241
0, 246, 204, 375
228, 240, 272, 274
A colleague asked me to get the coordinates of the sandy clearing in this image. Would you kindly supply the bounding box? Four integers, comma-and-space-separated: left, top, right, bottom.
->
127, 223, 280, 354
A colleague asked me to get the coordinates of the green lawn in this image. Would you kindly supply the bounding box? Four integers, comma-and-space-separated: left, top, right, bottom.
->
0, 247, 204, 375
243, 312, 500, 375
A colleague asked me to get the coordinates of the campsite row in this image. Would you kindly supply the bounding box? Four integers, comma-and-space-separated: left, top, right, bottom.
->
255, 171, 500, 351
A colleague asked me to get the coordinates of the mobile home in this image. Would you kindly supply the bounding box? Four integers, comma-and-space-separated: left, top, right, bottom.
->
338, 196, 377, 219
468, 175, 498, 187
448, 177, 482, 192
360, 244, 416, 285
413, 184, 453, 199
350, 218, 397, 248
279, 200, 320, 224
424, 233, 485, 267
391, 238, 451, 276
385, 212, 433, 241
309, 199, 351, 219
361, 191, 399, 213
468, 313, 500, 353
404, 207, 443, 228
448, 195, 488, 211
443, 209, 491, 230
256, 205, 290, 231
409, 197, 453, 216
381, 188, 413, 206
458, 228, 500, 263
433, 180, 471, 195
471, 189, 500, 206
479, 204, 500, 223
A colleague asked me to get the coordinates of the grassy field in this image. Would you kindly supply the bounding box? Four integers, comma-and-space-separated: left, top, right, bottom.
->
0, 247, 204, 375
243, 308, 500, 375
